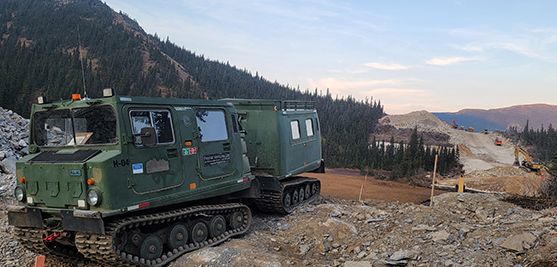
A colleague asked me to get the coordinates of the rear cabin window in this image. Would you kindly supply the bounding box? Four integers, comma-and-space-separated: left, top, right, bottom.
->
291, 120, 300, 140
130, 110, 174, 146
196, 109, 229, 142
305, 119, 314, 137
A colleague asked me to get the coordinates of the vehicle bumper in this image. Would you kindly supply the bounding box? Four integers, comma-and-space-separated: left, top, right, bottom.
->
7, 205, 105, 234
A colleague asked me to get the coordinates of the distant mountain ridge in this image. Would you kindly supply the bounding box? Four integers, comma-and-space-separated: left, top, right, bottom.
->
433, 104, 557, 131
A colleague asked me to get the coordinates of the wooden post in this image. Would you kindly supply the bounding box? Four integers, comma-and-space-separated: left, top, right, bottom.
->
358, 175, 368, 201
358, 182, 364, 201
430, 154, 438, 207
458, 175, 465, 193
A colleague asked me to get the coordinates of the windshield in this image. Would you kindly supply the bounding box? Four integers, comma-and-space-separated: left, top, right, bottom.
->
33, 105, 118, 147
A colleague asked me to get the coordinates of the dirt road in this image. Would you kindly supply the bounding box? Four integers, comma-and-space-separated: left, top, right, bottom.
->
450, 129, 515, 173
305, 169, 447, 204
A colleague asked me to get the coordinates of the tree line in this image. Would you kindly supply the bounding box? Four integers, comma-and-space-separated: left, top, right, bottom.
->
363, 127, 460, 180
507, 120, 557, 162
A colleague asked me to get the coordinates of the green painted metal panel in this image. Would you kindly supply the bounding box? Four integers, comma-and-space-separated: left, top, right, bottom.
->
227, 99, 323, 179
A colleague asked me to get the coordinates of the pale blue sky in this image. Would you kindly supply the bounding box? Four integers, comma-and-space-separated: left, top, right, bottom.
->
102, 0, 557, 114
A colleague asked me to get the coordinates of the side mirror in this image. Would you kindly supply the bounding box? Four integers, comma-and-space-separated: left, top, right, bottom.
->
140, 127, 156, 146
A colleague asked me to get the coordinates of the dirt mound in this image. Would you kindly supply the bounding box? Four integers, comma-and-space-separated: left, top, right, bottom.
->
379, 110, 450, 134
466, 166, 536, 178
438, 166, 544, 196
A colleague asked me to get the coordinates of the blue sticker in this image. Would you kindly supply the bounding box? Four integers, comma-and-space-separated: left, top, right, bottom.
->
69, 170, 82, 176
132, 163, 144, 174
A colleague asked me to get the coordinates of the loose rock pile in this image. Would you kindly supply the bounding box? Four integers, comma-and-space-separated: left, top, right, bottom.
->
176, 193, 557, 267
0, 108, 31, 266
465, 166, 537, 179
378, 111, 451, 135
0, 107, 29, 201
0, 107, 29, 172
1, 193, 555, 266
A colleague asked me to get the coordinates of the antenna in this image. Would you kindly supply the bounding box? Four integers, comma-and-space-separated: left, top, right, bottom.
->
77, 25, 88, 99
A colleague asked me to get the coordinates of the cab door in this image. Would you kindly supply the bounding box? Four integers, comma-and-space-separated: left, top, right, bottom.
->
194, 108, 236, 180
124, 107, 183, 194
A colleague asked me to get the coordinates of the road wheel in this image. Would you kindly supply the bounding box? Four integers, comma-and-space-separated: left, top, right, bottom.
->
210, 215, 226, 238
140, 234, 163, 261
167, 224, 188, 250
292, 189, 299, 205
190, 220, 208, 244
283, 191, 292, 210
230, 211, 244, 230
312, 182, 319, 195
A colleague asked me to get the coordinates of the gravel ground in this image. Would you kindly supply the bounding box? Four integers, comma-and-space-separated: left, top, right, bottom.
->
1, 187, 556, 267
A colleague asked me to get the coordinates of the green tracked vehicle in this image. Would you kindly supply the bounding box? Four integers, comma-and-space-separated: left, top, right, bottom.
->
7, 90, 323, 266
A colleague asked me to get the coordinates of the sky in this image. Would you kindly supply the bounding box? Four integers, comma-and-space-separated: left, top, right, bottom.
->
101, 0, 557, 114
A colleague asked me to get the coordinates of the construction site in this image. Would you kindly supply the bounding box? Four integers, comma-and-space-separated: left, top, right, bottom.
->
375, 110, 548, 197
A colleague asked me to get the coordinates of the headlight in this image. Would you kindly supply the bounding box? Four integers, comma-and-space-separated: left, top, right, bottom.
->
87, 188, 102, 206
14, 187, 25, 202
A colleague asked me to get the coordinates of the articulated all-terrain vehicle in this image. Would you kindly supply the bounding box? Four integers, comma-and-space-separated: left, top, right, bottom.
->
7, 90, 323, 266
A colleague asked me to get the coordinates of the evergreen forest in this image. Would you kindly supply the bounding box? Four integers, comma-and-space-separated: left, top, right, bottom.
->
365, 127, 460, 180
508, 120, 557, 164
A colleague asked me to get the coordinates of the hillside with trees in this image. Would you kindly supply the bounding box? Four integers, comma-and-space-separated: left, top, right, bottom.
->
0, 0, 385, 170
507, 120, 557, 163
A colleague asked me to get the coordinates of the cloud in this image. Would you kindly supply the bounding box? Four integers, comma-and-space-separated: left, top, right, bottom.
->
453, 43, 484, 52
449, 27, 557, 61
425, 56, 483, 66
364, 62, 411, 70
486, 42, 540, 58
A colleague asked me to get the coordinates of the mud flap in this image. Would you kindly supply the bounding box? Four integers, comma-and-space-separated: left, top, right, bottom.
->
309, 160, 325, 173
7, 206, 43, 228
255, 176, 282, 192
61, 210, 105, 234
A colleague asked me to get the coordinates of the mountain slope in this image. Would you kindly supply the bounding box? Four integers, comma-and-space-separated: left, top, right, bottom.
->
433, 104, 557, 131
0, 0, 384, 168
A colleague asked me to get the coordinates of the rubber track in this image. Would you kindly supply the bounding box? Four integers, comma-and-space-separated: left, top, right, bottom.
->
13, 227, 87, 263
255, 176, 320, 214
74, 203, 251, 267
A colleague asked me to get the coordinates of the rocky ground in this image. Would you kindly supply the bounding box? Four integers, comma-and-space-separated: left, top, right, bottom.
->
1, 191, 556, 267
173, 193, 557, 267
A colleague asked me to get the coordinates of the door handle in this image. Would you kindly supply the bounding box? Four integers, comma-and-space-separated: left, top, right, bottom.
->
167, 148, 178, 158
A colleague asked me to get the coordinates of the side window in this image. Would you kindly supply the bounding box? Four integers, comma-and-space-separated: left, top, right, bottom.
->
130, 110, 175, 146
196, 109, 229, 142
291, 120, 300, 140
305, 119, 314, 137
